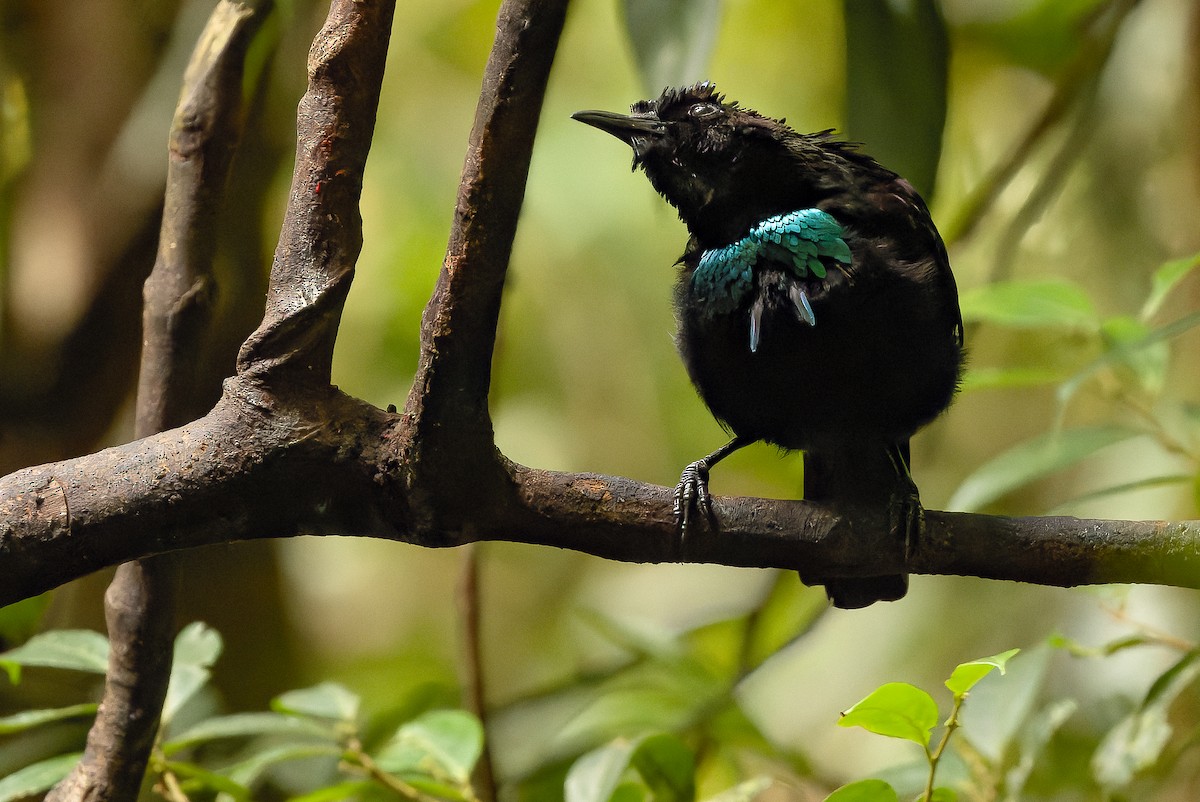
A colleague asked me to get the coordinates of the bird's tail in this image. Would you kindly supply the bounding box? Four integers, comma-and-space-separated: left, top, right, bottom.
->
802, 440, 915, 609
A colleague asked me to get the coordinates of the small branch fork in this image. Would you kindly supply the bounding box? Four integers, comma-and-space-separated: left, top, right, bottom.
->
0, 0, 1199, 796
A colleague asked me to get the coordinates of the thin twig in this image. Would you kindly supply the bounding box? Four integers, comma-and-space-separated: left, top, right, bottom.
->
457, 544, 498, 802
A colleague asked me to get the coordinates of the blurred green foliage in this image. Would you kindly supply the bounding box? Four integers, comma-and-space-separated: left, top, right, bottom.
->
2, 0, 1200, 799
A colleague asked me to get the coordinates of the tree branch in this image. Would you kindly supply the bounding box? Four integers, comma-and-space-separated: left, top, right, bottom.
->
236, 0, 395, 383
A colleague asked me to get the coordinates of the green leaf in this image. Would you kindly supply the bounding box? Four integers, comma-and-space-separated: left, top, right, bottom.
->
1100, 315, 1169, 397
554, 654, 721, 747
958, 365, 1067, 393
0, 702, 97, 735
161, 760, 253, 801
930, 789, 957, 802
0, 594, 50, 646
960, 0, 1109, 76
948, 425, 1141, 512
162, 712, 337, 756
838, 682, 938, 747
822, 778, 899, 802
0, 629, 109, 683
1091, 650, 1200, 790
372, 710, 483, 786
221, 742, 345, 787
959, 279, 1099, 331
1043, 474, 1191, 516
1005, 698, 1078, 800
629, 733, 694, 802
173, 620, 222, 666
285, 779, 379, 802
1048, 632, 1151, 659
844, 0, 947, 197
1141, 251, 1200, 321
945, 649, 1019, 696
611, 782, 649, 802
0, 752, 81, 802
274, 681, 361, 725
701, 776, 772, 802
163, 622, 224, 724
743, 572, 830, 671
565, 739, 636, 802
620, 0, 720, 97
1057, 310, 1200, 413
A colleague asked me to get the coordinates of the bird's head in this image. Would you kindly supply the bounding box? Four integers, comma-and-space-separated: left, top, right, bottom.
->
573, 83, 802, 240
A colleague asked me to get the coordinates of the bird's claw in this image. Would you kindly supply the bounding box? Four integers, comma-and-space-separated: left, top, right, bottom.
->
673, 460, 712, 542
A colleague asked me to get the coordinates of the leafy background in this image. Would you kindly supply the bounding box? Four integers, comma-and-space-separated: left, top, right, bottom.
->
2, 0, 1200, 799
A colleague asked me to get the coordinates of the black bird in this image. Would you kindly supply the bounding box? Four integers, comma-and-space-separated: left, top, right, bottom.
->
573, 83, 963, 608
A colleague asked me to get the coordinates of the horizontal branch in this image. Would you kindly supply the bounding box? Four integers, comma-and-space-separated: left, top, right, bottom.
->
3, 386, 1197, 607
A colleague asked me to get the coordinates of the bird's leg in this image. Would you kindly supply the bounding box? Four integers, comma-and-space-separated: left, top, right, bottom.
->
885, 440, 922, 563
674, 434, 755, 540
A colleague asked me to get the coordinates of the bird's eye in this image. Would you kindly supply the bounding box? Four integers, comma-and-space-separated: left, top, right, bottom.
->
689, 102, 721, 120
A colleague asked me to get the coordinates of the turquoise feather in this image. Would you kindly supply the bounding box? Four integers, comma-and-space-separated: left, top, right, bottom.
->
692, 208, 851, 316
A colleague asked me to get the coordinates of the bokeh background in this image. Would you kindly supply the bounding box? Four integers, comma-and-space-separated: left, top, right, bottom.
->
3, 0, 1200, 798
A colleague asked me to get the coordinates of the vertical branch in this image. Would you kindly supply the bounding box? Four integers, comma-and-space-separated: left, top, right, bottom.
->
48, 4, 270, 801
235, 0, 396, 384
403, 0, 569, 459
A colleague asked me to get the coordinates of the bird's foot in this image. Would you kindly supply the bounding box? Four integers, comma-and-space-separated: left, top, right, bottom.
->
890, 476, 923, 561
673, 459, 713, 544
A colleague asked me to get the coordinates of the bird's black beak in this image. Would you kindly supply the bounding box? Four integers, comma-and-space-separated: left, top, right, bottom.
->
571, 109, 666, 145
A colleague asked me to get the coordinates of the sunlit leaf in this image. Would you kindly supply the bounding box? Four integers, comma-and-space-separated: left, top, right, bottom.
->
838, 682, 938, 747
1141, 251, 1200, 321
959, 279, 1099, 331
930, 789, 957, 802
274, 681, 361, 725
945, 649, 1019, 697
1091, 650, 1200, 790
0, 753, 81, 802
0, 629, 109, 683
844, 0, 947, 197
565, 739, 636, 802
948, 425, 1141, 512
164, 622, 224, 724
0, 702, 97, 735
373, 710, 484, 787
620, 0, 720, 96
174, 621, 222, 666
822, 778, 898, 802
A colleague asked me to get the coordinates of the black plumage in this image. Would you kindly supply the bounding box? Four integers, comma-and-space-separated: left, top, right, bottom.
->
574, 83, 963, 607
